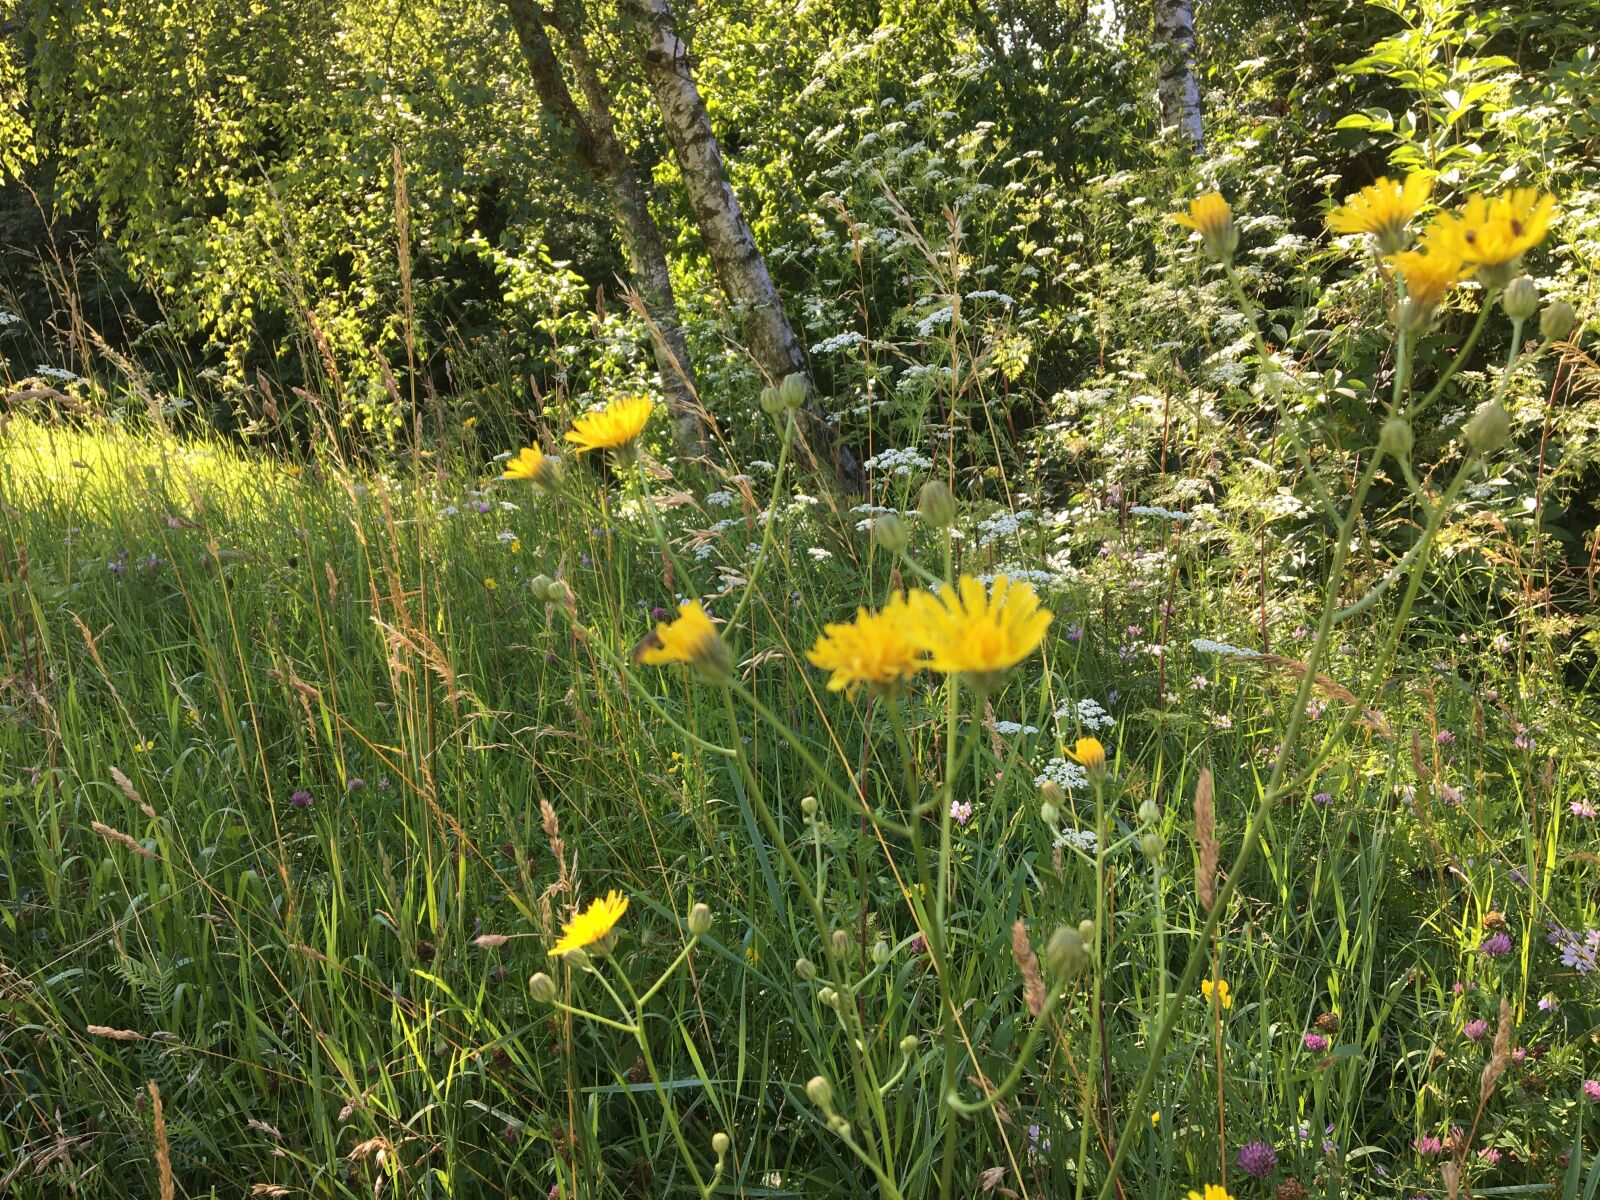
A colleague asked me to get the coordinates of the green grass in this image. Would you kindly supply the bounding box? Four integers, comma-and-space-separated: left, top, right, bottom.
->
1, 407, 1597, 1200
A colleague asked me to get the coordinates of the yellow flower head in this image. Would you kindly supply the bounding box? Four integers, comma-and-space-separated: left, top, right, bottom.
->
637, 599, 731, 682
1172, 193, 1238, 261
1427, 189, 1556, 273
1068, 737, 1107, 774
503, 444, 562, 491
565, 395, 656, 456
1186, 1187, 1235, 1200
1327, 173, 1432, 253
806, 595, 924, 696
1389, 247, 1471, 328
549, 890, 629, 957
904, 575, 1052, 687
1201, 978, 1232, 1009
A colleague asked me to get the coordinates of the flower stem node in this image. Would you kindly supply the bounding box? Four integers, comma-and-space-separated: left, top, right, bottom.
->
1378, 416, 1414, 462
871, 513, 909, 555
1541, 299, 1577, 342
1465, 400, 1512, 455
1502, 275, 1539, 322
918, 480, 958, 528
528, 972, 557, 1004
687, 903, 713, 937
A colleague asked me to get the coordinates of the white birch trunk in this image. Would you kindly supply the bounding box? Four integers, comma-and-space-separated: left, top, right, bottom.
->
1153, 0, 1204, 154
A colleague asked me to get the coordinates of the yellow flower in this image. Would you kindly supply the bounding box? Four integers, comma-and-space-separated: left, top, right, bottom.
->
503, 444, 562, 491
1201, 978, 1232, 1009
565, 395, 656, 456
1327, 173, 1432, 253
806, 595, 924, 696
637, 599, 731, 682
1172, 193, 1238, 261
903, 575, 1052, 687
462, 416, 477, 429
1427, 189, 1556, 274
1389, 247, 1471, 330
483, 577, 498, 591
549, 891, 629, 957
132, 739, 155, 753
1151, 1110, 1161, 1126
1186, 1187, 1235, 1200
1067, 737, 1106, 771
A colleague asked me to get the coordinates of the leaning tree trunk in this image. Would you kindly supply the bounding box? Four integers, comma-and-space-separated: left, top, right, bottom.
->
1153, 0, 1204, 154
503, 0, 704, 447
627, 0, 861, 489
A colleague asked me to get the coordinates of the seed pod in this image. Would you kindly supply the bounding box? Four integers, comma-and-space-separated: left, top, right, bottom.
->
529, 574, 554, 601
1465, 400, 1511, 455
712, 1132, 731, 1157
1045, 925, 1087, 978
759, 386, 784, 416
899, 1035, 918, 1055
545, 579, 573, 606
829, 929, 851, 959
872, 940, 891, 965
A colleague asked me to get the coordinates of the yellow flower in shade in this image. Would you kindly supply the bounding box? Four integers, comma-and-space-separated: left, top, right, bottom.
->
903, 575, 1053, 689
549, 891, 629, 957
503, 444, 562, 491
1326, 173, 1432, 253
1427, 189, 1556, 275
1186, 1187, 1235, 1200
637, 599, 731, 682
1151, 1110, 1161, 1127
565, 395, 656, 456
1172, 193, 1238, 261
1067, 737, 1106, 770
1201, 978, 1232, 1009
1389, 247, 1471, 330
806, 595, 924, 696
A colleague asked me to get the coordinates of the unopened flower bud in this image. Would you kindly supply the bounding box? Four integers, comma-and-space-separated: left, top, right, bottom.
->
918, 480, 957, 527
899, 1035, 918, 1055
528, 972, 557, 1003
871, 513, 909, 555
817, 985, 838, 1009
711, 1131, 731, 1158
805, 1075, 835, 1111
1465, 400, 1512, 455
829, 929, 851, 959
1046, 926, 1087, 978
563, 947, 591, 971
1541, 299, 1577, 342
759, 386, 784, 416
1039, 781, 1066, 808
530, 574, 555, 601
801, 795, 818, 817
545, 579, 572, 606
687, 903, 713, 936
1040, 802, 1060, 828
1140, 831, 1164, 858
1378, 416, 1414, 461
872, 939, 891, 966
779, 372, 810, 411
1137, 799, 1160, 825
795, 957, 817, 981
1501, 275, 1539, 322
1078, 919, 1096, 943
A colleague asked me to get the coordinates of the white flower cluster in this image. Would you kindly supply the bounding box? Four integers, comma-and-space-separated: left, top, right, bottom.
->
706, 490, 736, 509
0, 310, 21, 327
1035, 756, 1089, 793
862, 448, 933, 477
992, 720, 1039, 736
1128, 505, 1195, 522
810, 330, 868, 355
1056, 698, 1115, 731
34, 365, 83, 383
1054, 828, 1098, 853
915, 306, 954, 337
1191, 638, 1262, 659
976, 509, 1033, 547
975, 566, 1066, 588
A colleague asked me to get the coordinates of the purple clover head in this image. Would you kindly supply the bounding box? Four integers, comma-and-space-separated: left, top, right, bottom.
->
1480, 932, 1513, 958
1462, 1019, 1489, 1041
289, 789, 314, 808
1236, 1140, 1277, 1178
1413, 1134, 1443, 1157
1303, 1032, 1329, 1053
1585, 1080, 1600, 1102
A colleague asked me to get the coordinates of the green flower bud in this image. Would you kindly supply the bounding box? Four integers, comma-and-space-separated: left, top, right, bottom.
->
687, 903, 713, 936
1465, 400, 1512, 455
899, 1035, 918, 1056
528, 972, 557, 1003
805, 1075, 835, 1111
872, 939, 891, 966
779, 372, 810, 411
1501, 275, 1539, 322
759, 386, 784, 416
1140, 830, 1164, 858
801, 795, 818, 817
529, 574, 555, 601
1039, 802, 1060, 828
918, 480, 957, 528
1378, 416, 1414, 461
712, 1131, 731, 1158
1541, 299, 1577, 342
1078, 919, 1096, 943
871, 513, 909, 555
817, 985, 838, 1009
563, 947, 592, 971
545, 579, 573, 606
794, 957, 817, 981
1039, 781, 1066, 808
1045, 926, 1087, 978
1136, 799, 1160, 826
829, 929, 851, 959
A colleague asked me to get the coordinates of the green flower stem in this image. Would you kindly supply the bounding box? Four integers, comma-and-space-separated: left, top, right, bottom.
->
944, 987, 1066, 1116
633, 933, 702, 1010
936, 673, 961, 1200
1408, 299, 1494, 421
725, 412, 796, 630
615, 969, 713, 1197
547, 998, 637, 1035
1076, 771, 1108, 1200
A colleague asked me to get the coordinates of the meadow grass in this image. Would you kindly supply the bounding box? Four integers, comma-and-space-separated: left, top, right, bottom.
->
2, 200, 1599, 1196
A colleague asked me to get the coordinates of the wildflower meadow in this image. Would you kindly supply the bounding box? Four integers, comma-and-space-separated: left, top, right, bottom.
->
2, 1, 1599, 1197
